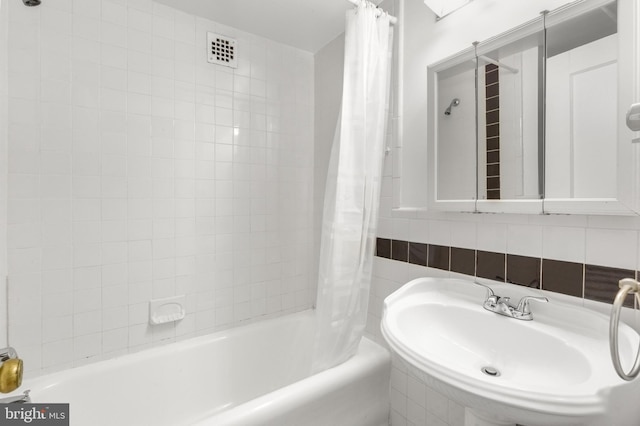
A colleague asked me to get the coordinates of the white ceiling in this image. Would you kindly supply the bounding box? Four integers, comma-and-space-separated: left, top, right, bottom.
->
155, 0, 377, 53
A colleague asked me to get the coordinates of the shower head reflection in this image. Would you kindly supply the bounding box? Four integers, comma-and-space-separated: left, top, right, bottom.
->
444, 98, 460, 116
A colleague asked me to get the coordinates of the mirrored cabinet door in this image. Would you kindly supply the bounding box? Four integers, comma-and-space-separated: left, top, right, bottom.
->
436, 60, 476, 202
543, 0, 640, 215
543, 0, 624, 213
428, 50, 478, 211
475, 29, 544, 213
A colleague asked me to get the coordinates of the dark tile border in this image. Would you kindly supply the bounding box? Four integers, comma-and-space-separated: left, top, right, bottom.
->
507, 254, 541, 289
477, 250, 505, 282
451, 247, 475, 276
428, 244, 449, 270
376, 238, 391, 259
376, 238, 638, 306
542, 259, 583, 298
585, 264, 636, 308
391, 240, 408, 262
408, 242, 427, 267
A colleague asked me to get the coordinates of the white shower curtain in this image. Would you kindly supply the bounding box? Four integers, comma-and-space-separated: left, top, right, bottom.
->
312, 0, 393, 373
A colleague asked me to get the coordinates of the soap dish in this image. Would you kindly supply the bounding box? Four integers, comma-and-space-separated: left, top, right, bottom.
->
149, 295, 186, 325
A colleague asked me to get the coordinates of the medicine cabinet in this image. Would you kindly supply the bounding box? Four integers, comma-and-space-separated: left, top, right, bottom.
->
427, 0, 640, 215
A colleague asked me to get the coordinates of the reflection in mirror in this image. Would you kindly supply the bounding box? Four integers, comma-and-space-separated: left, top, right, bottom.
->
545, 1, 617, 199
436, 60, 476, 201
476, 32, 544, 201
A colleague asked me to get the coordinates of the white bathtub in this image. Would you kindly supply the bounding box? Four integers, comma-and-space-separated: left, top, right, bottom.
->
10, 310, 391, 426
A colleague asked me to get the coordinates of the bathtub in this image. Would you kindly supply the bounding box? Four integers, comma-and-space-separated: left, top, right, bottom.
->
9, 310, 391, 426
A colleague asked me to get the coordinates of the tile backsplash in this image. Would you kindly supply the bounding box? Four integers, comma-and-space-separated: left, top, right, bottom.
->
377, 237, 637, 307
4, 0, 315, 375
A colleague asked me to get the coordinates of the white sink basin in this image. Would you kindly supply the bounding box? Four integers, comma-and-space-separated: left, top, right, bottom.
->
381, 277, 640, 426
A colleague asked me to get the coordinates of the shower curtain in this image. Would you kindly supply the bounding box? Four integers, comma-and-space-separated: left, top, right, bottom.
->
312, 0, 393, 373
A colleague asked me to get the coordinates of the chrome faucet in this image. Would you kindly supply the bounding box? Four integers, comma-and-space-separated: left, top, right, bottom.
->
475, 282, 548, 321
0, 390, 31, 404
0, 347, 18, 362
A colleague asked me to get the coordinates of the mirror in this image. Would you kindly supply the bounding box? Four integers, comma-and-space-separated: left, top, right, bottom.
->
545, 2, 618, 200
476, 31, 544, 202
428, 0, 638, 215
436, 60, 476, 202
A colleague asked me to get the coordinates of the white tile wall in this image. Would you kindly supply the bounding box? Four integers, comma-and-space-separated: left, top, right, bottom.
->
366, 258, 467, 426
0, 0, 8, 348
5, 0, 315, 375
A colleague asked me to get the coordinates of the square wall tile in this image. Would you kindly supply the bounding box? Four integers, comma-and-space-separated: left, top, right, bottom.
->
427, 245, 449, 271
376, 238, 391, 259
476, 250, 505, 282
585, 264, 636, 307
476, 222, 507, 254
427, 220, 450, 247
542, 259, 583, 298
542, 225, 585, 264
408, 242, 427, 267
586, 228, 637, 270
450, 247, 475, 276
450, 221, 476, 250
391, 240, 408, 263
506, 254, 540, 289
507, 224, 542, 258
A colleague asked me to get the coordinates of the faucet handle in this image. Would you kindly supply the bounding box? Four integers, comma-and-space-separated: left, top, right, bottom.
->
497, 296, 511, 305
0, 347, 18, 362
516, 296, 548, 314
474, 281, 495, 300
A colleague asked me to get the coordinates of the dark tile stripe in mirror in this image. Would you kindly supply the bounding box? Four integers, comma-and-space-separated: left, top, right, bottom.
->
485, 63, 501, 201
375, 237, 638, 305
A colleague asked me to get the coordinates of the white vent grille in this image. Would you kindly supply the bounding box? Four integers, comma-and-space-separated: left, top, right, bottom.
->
207, 33, 237, 68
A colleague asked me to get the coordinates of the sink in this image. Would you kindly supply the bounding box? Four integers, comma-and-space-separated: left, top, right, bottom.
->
381, 277, 640, 426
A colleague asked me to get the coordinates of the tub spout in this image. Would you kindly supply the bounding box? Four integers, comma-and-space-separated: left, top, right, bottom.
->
0, 347, 18, 362
0, 390, 31, 404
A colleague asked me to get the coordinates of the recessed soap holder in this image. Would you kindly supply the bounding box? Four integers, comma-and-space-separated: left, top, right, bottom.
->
149, 295, 186, 325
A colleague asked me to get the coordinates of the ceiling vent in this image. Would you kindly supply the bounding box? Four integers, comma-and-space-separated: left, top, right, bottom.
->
207, 33, 237, 69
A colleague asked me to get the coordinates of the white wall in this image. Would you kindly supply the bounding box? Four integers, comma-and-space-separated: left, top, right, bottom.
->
313, 33, 344, 294
0, 0, 8, 348
4, 0, 315, 375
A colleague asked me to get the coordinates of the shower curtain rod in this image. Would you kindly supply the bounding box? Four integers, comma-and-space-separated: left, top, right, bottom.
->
476, 55, 519, 74
345, 0, 398, 25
